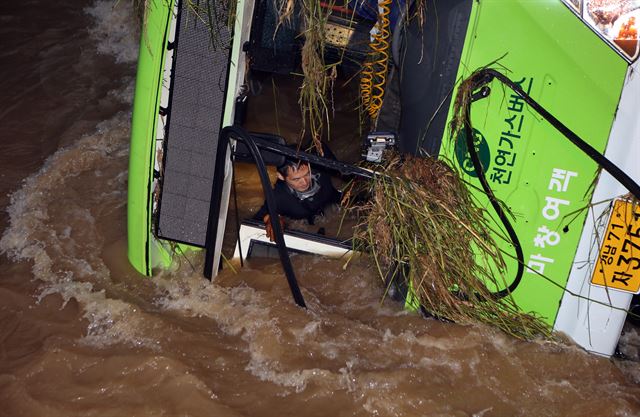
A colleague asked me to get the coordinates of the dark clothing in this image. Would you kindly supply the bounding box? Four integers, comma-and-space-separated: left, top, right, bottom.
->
254, 170, 341, 224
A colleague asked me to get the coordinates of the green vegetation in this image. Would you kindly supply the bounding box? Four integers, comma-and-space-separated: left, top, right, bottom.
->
353, 154, 555, 341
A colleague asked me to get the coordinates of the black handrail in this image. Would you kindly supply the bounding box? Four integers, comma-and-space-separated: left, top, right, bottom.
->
203, 126, 372, 307
247, 136, 375, 179
204, 125, 306, 307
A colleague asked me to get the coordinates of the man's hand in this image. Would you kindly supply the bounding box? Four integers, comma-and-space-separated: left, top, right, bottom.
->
263, 214, 285, 242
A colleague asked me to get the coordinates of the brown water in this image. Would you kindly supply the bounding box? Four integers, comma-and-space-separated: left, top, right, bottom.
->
1, 2, 640, 416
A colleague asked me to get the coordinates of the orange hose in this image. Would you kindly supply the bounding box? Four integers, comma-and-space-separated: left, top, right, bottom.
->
360, 0, 391, 122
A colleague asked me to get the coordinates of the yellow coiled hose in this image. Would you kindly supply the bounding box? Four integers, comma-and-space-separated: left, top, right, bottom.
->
360, 0, 392, 122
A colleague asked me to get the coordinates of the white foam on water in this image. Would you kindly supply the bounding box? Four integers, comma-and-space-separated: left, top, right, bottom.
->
150, 261, 462, 398
0, 113, 159, 349
0, 0, 156, 349
3, 1, 639, 414
617, 325, 640, 383
152, 268, 349, 393
472, 407, 494, 417
619, 325, 640, 360
85, 0, 140, 64
1, 115, 129, 260
108, 75, 136, 104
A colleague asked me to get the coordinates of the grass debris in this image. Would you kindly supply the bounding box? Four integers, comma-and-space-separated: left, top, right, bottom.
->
354, 154, 555, 341
298, 0, 337, 154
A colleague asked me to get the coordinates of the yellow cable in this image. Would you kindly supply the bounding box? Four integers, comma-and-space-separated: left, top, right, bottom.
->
360, 0, 392, 122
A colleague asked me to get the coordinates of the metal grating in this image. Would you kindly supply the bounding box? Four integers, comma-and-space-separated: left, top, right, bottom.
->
157, 1, 231, 247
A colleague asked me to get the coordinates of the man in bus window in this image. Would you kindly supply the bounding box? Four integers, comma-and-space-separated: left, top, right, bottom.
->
254, 147, 341, 241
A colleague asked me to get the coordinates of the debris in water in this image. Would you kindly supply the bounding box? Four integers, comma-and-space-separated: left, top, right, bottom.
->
352, 154, 555, 341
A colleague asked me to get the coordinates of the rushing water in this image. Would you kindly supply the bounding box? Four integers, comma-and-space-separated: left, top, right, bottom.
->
1, 1, 640, 416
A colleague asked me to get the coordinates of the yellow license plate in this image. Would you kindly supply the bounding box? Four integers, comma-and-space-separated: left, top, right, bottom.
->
591, 199, 640, 293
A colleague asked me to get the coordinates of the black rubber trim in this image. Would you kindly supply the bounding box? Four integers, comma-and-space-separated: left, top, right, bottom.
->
144, 1, 175, 276
153, 0, 183, 243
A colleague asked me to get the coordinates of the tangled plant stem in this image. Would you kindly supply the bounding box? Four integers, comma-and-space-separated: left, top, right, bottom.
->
299, 0, 336, 153
353, 155, 555, 341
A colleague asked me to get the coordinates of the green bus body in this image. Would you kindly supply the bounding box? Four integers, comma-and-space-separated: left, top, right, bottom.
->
127, 0, 639, 355
128, 0, 176, 276
439, 1, 629, 324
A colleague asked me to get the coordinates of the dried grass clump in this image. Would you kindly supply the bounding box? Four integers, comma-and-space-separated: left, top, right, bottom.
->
299, 0, 337, 154
449, 67, 496, 139
356, 155, 554, 341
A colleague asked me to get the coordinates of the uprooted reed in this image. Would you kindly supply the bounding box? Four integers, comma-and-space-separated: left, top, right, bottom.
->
184, 0, 235, 48
354, 154, 554, 341
298, 0, 337, 154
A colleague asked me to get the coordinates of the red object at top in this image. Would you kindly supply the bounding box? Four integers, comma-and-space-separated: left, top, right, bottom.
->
320, 2, 353, 15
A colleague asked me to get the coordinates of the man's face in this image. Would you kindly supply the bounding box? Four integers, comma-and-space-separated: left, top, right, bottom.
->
282, 163, 312, 192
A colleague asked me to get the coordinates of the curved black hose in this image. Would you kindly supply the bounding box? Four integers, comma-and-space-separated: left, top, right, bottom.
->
461, 68, 640, 299
477, 69, 640, 200
204, 125, 306, 308
463, 111, 524, 298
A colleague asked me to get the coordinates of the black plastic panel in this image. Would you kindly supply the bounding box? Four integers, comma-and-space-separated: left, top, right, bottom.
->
397, 0, 472, 156
247, 0, 301, 74
157, 1, 232, 247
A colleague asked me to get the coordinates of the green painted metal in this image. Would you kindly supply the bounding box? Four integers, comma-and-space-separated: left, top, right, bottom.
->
439, 0, 629, 324
127, 0, 175, 276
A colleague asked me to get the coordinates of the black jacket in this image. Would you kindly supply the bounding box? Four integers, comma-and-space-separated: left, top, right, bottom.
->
254, 170, 341, 224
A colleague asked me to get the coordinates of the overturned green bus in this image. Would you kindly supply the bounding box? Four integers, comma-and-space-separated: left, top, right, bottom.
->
127, 0, 640, 356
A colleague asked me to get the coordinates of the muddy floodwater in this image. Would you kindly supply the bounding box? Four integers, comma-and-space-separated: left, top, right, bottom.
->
1, 1, 640, 416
